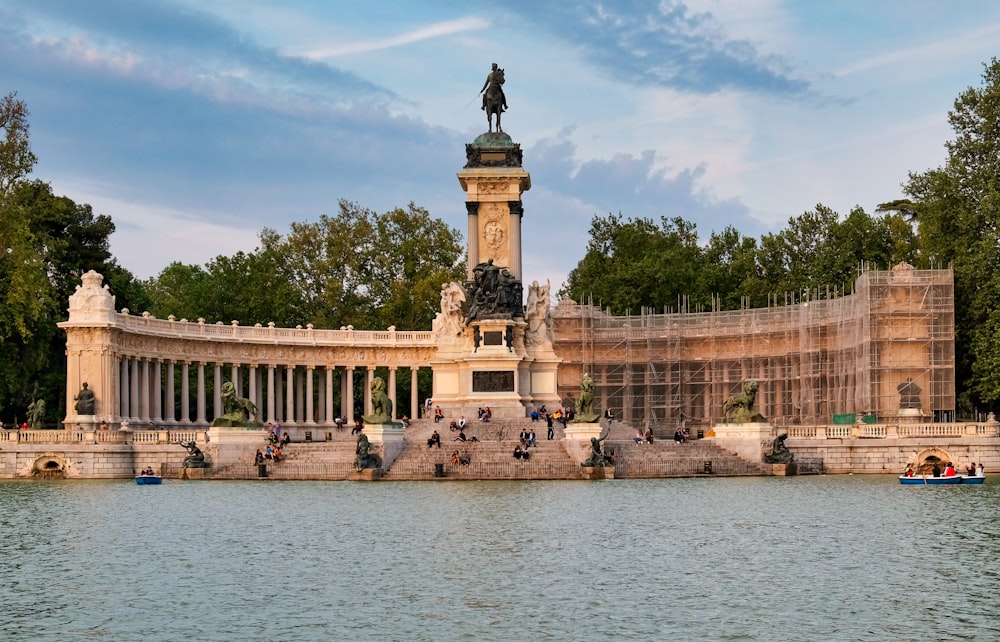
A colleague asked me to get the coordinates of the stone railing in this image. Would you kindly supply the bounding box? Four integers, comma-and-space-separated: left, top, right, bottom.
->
116, 312, 437, 346
0, 429, 205, 444
777, 423, 999, 439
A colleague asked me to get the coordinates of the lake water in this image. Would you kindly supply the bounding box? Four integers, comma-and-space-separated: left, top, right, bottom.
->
1, 476, 996, 641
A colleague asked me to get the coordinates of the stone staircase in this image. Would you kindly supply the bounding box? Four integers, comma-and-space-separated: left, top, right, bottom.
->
382, 418, 580, 480
208, 418, 769, 480
606, 433, 770, 477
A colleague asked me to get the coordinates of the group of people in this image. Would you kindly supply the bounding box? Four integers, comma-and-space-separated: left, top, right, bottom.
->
904, 461, 985, 477
255, 445, 284, 464
266, 424, 290, 448
139, 466, 157, 476
450, 450, 471, 466
633, 428, 655, 445
477, 407, 492, 422
512, 427, 539, 460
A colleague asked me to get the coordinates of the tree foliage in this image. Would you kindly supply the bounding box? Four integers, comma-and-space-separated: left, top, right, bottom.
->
904, 58, 1000, 406
146, 200, 465, 331
563, 205, 915, 313
0, 92, 37, 198
0, 92, 148, 425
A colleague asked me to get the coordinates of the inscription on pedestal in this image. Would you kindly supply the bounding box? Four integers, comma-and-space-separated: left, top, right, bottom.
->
484, 331, 503, 346
473, 371, 514, 392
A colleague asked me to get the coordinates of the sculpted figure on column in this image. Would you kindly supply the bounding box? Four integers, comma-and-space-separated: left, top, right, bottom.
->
525, 280, 553, 348
74, 382, 96, 415
435, 281, 466, 337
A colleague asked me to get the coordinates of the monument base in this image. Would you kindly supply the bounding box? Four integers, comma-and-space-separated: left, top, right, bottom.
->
65, 415, 98, 430
563, 422, 603, 441
347, 468, 382, 482
581, 466, 615, 480
771, 463, 798, 476
897, 408, 923, 425
181, 467, 207, 480
709, 421, 773, 462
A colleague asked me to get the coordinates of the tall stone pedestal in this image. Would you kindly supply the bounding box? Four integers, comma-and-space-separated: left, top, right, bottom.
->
770, 463, 798, 476
708, 422, 773, 462
563, 422, 605, 466
362, 422, 406, 468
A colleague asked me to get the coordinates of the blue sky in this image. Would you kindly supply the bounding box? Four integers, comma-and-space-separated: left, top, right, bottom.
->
2, 0, 999, 291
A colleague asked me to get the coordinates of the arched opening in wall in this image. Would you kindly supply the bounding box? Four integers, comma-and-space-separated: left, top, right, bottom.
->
914, 449, 951, 475
32, 456, 67, 479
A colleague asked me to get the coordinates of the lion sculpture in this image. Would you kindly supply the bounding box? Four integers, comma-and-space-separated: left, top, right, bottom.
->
362, 376, 394, 424
211, 381, 258, 427
723, 380, 767, 424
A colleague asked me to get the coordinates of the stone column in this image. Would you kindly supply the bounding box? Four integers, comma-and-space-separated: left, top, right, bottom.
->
346, 366, 355, 421
466, 201, 479, 280
152, 360, 162, 423
325, 367, 335, 424
196, 362, 206, 425
165, 360, 176, 423
139, 358, 150, 421
339, 368, 348, 419
181, 362, 191, 424
267, 366, 276, 424
275, 367, 284, 422
410, 366, 419, 420
248, 364, 259, 412
296, 369, 305, 423
130, 357, 140, 421
365, 367, 375, 417
231, 364, 239, 393
120, 356, 130, 419
509, 201, 523, 279
388, 366, 398, 420
285, 366, 295, 425
213, 363, 223, 419
305, 366, 316, 424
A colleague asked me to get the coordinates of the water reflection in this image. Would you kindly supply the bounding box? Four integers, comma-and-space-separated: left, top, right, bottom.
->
0, 477, 996, 641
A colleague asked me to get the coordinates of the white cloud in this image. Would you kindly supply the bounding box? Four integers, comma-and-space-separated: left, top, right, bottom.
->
303, 16, 489, 58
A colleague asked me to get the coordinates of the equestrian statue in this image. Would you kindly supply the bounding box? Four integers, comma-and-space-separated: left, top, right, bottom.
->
480, 62, 507, 133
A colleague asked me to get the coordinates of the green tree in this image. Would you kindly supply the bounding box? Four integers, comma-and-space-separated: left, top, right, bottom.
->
0, 92, 36, 198
145, 201, 465, 331
276, 200, 465, 330
698, 226, 766, 309
903, 58, 1000, 407
0, 93, 148, 424
562, 213, 706, 313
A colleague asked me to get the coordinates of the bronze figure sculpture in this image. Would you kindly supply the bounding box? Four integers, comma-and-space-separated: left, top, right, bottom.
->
480, 63, 507, 133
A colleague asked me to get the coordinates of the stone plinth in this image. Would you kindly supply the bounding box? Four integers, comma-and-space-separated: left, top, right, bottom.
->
65, 415, 98, 430
709, 421, 773, 462
897, 408, 923, 425
581, 466, 615, 480
564, 421, 603, 442
206, 426, 263, 469
181, 467, 207, 480
770, 463, 798, 476
347, 468, 382, 481
563, 422, 606, 465
360, 423, 406, 467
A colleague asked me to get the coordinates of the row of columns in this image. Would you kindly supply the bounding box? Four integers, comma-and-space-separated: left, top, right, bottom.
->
116, 356, 422, 426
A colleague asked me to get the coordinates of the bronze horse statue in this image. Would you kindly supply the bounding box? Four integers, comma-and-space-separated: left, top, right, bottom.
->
483, 66, 506, 133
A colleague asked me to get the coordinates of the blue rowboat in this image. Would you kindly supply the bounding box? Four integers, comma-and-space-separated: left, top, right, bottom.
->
898, 474, 984, 485
135, 475, 162, 485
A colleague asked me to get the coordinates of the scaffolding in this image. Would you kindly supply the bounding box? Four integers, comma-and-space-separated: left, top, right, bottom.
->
552, 264, 955, 431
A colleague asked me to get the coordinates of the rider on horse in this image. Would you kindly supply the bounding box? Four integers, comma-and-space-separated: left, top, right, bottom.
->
481, 62, 507, 112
